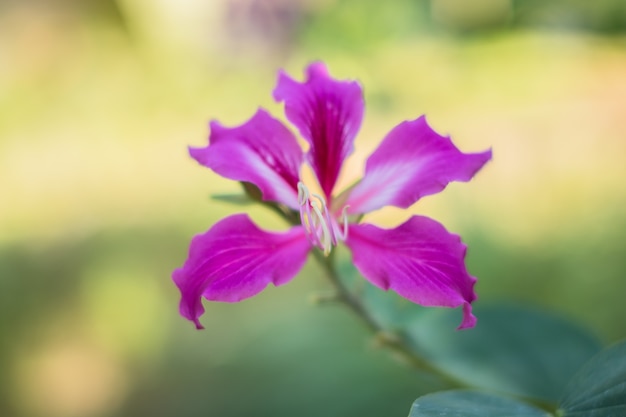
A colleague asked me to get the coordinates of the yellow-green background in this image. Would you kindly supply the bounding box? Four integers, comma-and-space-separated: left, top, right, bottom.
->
1, 1, 625, 416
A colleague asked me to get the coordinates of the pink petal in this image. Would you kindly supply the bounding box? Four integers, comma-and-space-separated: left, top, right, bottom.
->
172, 214, 311, 329
190, 109, 304, 209
273, 62, 364, 199
345, 216, 477, 329
345, 116, 492, 215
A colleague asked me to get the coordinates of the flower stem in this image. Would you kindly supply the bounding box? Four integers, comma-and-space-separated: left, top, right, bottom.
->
267, 201, 469, 392
268, 201, 557, 412
310, 249, 468, 390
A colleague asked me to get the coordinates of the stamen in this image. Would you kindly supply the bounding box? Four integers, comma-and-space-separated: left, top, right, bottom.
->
298, 183, 321, 248
297, 181, 347, 256
310, 202, 332, 255
336, 205, 349, 241
297, 182, 310, 206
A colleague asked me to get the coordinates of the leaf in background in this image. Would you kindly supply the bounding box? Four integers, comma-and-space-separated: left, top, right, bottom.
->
558, 339, 626, 417
408, 390, 551, 417
211, 182, 265, 206
404, 304, 601, 403
211, 193, 254, 205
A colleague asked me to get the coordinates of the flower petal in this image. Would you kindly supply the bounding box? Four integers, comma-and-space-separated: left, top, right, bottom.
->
345, 116, 492, 215
189, 109, 304, 209
345, 216, 477, 329
172, 214, 311, 329
273, 62, 364, 199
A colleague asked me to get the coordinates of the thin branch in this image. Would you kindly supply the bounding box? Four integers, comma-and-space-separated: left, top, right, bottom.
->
261, 194, 558, 412
310, 249, 468, 390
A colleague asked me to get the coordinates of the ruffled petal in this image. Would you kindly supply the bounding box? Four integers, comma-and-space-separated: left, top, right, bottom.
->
345, 216, 477, 329
190, 109, 304, 209
345, 116, 492, 215
273, 62, 364, 199
172, 214, 311, 329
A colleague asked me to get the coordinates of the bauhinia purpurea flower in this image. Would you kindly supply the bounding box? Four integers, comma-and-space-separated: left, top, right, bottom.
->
174, 62, 491, 330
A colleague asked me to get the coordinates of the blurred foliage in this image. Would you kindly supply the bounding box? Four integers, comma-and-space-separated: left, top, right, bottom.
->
300, 0, 626, 43
409, 390, 549, 417
409, 340, 626, 416
512, 0, 626, 33
1, 1, 626, 416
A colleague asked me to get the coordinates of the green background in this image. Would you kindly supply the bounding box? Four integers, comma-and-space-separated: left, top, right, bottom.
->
1, 1, 625, 416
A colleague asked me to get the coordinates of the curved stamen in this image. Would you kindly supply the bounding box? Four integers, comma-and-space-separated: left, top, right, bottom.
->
310, 201, 332, 255
310, 191, 339, 246
298, 183, 321, 249
335, 205, 349, 241
297, 182, 310, 205
297, 182, 347, 256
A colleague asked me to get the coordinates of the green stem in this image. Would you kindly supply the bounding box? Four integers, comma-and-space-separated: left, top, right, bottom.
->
313, 251, 562, 414
310, 249, 468, 390
266, 198, 558, 412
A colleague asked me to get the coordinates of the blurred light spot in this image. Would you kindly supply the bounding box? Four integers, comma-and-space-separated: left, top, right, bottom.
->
12, 341, 128, 417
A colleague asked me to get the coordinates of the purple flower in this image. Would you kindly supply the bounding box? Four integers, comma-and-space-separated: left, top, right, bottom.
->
173, 62, 491, 330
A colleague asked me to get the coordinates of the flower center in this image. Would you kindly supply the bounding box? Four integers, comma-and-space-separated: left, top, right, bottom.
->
297, 182, 348, 256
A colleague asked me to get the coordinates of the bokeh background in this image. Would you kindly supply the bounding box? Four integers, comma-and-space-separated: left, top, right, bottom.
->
1, 0, 625, 416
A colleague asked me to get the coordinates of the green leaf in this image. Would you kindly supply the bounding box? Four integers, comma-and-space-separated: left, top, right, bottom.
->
558, 339, 626, 417
408, 390, 551, 417
405, 305, 602, 403
335, 257, 602, 403
210, 182, 264, 206
211, 193, 254, 205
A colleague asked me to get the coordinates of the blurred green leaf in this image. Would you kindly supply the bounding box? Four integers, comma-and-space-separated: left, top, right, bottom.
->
337, 258, 602, 403
211, 193, 254, 206
210, 181, 265, 206
408, 390, 550, 417
404, 305, 601, 403
558, 339, 626, 416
